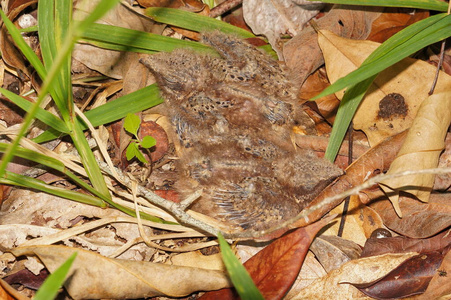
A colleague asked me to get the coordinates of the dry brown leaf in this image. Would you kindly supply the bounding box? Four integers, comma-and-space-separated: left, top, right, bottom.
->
309, 235, 361, 273
242, 0, 323, 59
370, 193, 451, 238
284, 5, 381, 86
73, 0, 156, 80
292, 252, 417, 299
318, 30, 451, 146
418, 247, 451, 300
380, 92, 451, 215
166, 251, 225, 271
322, 195, 383, 246
10, 245, 231, 299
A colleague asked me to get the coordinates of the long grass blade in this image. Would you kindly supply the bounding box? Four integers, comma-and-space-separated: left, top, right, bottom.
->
81, 23, 216, 54
312, 13, 451, 100
146, 8, 255, 38
324, 76, 377, 161
33, 84, 164, 143
310, 0, 448, 11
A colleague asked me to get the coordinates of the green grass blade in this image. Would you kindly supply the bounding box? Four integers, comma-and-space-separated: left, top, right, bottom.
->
70, 120, 111, 199
310, 0, 448, 11
74, 0, 121, 35
145, 8, 255, 38
1, 171, 106, 207
0, 88, 70, 133
0, 142, 107, 199
33, 84, 164, 143
34, 252, 77, 300
218, 233, 264, 300
313, 13, 451, 100
81, 23, 216, 54
324, 76, 377, 161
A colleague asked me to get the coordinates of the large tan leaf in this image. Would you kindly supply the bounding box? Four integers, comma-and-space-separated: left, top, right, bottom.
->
380, 92, 451, 215
10, 245, 231, 299
318, 30, 451, 146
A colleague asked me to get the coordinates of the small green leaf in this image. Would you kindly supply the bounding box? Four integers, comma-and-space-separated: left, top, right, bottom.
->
141, 136, 156, 148
218, 233, 264, 300
34, 252, 77, 300
134, 148, 150, 164
124, 113, 141, 137
126, 142, 139, 161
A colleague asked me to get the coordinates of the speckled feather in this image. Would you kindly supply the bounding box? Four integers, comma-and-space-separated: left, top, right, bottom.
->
141, 31, 342, 231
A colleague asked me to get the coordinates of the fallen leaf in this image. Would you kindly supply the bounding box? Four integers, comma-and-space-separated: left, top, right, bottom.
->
355, 248, 449, 299
166, 251, 225, 271
380, 92, 451, 215
419, 247, 451, 300
370, 193, 451, 238
322, 195, 384, 246
284, 5, 381, 86
242, 0, 323, 59
361, 228, 451, 258
10, 245, 231, 299
368, 9, 429, 43
318, 30, 451, 146
3, 268, 48, 290
200, 217, 331, 300
309, 235, 362, 272
292, 252, 417, 299
73, 0, 156, 79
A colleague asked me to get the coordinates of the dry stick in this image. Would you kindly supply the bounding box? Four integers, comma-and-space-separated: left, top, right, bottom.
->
209, 0, 243, 18
428, 39, 446, 95
337, 122, 353, 237
98, 161, 223, 237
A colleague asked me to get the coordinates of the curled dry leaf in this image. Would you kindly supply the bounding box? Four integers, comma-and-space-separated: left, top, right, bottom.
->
309, 235, 362, 273
355, 248, 449, 299
361, 228, 451, 258
419, 247, 451, 300
9, 245, 231, 299
368, 9, 429, 43
370, 193, 451, 238
284, 5, 381, 86
242, 0, 323, 59
380, 92, 451, 216
318, 30, 451, 146
292, 252, 417, 299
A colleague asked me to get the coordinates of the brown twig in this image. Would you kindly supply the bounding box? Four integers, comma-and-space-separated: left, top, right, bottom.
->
209, 0, 243, 18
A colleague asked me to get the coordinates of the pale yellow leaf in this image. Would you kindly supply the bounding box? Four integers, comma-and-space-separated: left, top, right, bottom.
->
10, 245, 231, 299
380, 92, 451, 215
318, 30, 451, 146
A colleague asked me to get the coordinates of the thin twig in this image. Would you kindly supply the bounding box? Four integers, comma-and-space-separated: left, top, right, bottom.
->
209, 0, 243, 18
428, 39, 446, 95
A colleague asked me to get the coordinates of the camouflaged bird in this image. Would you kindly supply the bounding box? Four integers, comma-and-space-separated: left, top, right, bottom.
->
141, 31, 342, 231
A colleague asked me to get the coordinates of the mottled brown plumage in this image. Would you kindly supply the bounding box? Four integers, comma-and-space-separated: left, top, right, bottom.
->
141, 31, 342, 231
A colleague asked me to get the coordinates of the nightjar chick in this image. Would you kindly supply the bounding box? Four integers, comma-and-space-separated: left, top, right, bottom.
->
141, 31, 342, 232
